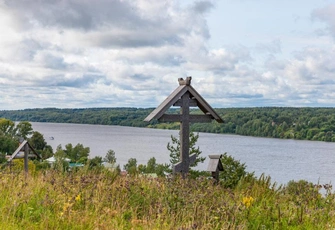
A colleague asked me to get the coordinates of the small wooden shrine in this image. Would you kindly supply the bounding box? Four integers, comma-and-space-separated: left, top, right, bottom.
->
7, 140, 42, 173
207, 154, 224, 182
144, 77, 223, 175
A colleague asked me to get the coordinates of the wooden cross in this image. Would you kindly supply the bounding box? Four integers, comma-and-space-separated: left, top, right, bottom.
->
7, 140, 41, 173
144, 77, 223, 175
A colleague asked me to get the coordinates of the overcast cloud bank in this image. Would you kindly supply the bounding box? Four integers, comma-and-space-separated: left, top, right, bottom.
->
1, 0, 335, 109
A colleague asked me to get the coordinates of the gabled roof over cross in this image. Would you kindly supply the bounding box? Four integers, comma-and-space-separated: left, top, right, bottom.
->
144, 77, 223, 123
144, 77, 223, 175
7, 140, 41, 162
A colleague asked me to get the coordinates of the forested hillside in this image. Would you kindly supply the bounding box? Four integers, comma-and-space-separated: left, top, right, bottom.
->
1, 107, 335, 142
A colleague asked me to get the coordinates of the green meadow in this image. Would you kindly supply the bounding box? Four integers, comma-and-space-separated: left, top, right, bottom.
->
1, 168, 334, 230
1, 118, 335, 229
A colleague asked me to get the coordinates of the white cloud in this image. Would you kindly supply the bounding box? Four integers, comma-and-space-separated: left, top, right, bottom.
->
0, 0, 335, 109
312, 3, 335, 39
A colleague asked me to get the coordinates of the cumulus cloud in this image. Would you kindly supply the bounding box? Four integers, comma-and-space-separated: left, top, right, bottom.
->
0, 0, 335, 109
4, 0, 198, 48
5, 0, 139, 30
1, 0, 221, 105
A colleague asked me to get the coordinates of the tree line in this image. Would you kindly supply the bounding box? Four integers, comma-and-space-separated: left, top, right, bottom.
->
1, 107, 335, 142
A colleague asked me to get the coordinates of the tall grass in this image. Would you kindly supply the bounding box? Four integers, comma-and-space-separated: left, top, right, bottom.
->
0, 169, 334, 229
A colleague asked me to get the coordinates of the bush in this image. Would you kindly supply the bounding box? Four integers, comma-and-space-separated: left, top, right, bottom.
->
10, 159, 36, 174
219, 152, 254, 188
34, 160, 51, 171
283, 180, 321, 205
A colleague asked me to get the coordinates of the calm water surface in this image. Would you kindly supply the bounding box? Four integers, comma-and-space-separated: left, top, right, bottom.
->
31, 122, 335, 186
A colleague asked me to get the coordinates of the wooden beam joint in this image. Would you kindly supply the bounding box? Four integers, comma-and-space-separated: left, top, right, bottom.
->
158, 114, 214, 123
173, 98, 197, 107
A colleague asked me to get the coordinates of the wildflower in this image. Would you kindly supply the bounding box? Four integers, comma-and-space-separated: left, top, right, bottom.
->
75, 194, 81, 202
242, 196, 254, 208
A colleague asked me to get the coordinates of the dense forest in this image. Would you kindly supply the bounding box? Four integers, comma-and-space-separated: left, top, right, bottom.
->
1, 107, 335, 142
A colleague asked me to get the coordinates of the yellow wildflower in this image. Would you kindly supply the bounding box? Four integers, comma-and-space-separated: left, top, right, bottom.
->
75, 194, 81, 202
242, 196, 254, 208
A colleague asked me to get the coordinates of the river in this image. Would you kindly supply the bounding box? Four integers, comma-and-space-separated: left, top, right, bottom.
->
31, 122, 335, 187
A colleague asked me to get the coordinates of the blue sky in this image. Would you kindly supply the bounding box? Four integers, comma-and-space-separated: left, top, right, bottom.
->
1, 0, 335, 109
208, 1, 331, 58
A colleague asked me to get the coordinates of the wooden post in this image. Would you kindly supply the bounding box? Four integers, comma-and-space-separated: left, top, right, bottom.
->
180, 92, 190, 174
24, 143, 29, 174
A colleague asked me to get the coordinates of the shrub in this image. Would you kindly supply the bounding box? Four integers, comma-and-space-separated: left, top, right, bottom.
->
219, 152, 254, 188
283, 180, 321, 205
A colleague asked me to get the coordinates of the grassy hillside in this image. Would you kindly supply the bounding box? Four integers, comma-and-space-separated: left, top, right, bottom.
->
1, 169, 334, 229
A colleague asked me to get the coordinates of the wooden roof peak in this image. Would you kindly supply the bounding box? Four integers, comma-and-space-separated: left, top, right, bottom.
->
178, 77, 192, 86
7, 140, 42, 162
207, 154, 224, 172
144, 77, 223, 123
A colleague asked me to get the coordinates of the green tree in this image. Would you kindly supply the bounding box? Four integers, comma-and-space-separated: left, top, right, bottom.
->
0, 118, 15, 136
89, 156, 103, 169
29, 131, 46, 150
53, 145, 69, 172
29, 131, 53, 159
54, 145, 66, 159
146, 157, 157, 173
103, 149, 116, 164
124, 158, 137, 175
16, 121, 33, 139
167, 135, 180, 165
0, 134, 17, 155
0, 118, 18, 155
138, 157, 170, 177
64, 143, 90, 163
167, 132, 205, 168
